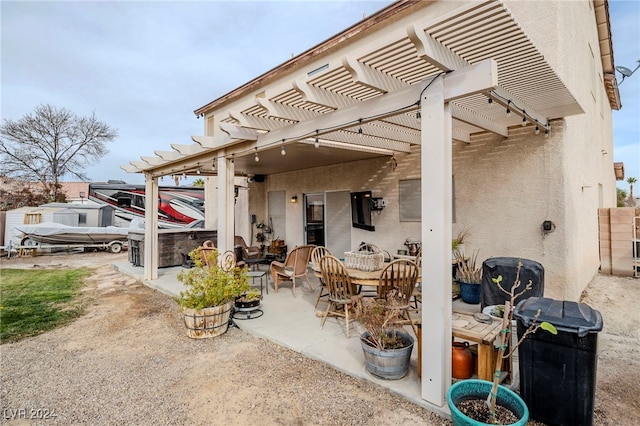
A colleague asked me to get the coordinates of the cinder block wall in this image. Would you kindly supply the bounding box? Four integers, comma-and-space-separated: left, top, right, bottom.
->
598, 207, 635, 276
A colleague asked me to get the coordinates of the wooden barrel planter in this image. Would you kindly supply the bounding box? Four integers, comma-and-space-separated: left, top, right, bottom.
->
360, 330, 415, 380
182, 301, 233, 339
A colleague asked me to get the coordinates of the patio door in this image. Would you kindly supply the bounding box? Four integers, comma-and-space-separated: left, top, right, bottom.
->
304, 193, 325, 246
325, 190, 351, 257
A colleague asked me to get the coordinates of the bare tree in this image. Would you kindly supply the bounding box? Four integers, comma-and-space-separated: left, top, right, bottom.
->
0, 104, 117, 201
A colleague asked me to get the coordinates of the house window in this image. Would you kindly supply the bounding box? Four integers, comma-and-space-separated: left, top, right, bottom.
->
399, 179, 421, 222
399, 177, 457, 222
78, 213, 87, 225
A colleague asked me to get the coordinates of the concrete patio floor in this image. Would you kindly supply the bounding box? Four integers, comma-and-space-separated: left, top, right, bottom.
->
114, 260, 488, 419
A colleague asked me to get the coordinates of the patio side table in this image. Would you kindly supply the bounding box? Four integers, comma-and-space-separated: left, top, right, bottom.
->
247, 270, 267, 296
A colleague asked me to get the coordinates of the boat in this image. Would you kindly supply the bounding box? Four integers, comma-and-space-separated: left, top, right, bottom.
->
14, 222, 136, 252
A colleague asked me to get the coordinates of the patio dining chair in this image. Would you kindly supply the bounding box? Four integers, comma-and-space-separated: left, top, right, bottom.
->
319, 255, 357, 337
310, 246, 332, 309
377, 259, 420, 337
269, 244, 315, 295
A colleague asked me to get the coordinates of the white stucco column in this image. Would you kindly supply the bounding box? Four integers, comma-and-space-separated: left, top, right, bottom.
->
420, 76, 453, 406
143, 173, 159, 280
216, 151, 235, 253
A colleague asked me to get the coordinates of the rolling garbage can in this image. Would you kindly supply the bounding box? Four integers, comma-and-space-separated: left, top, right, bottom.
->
513, 297, 603, 426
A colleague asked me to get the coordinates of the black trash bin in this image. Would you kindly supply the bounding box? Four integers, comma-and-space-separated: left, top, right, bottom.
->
481, 257, 544, 310
514, 297, 603, 426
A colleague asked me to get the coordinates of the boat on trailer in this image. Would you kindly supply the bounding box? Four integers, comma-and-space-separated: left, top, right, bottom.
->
14, 222, 133, 253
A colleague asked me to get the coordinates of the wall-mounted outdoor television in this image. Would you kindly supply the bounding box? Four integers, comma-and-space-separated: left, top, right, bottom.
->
351, 191, 375, 231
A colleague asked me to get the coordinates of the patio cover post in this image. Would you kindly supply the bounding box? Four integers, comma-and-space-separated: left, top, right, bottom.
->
217, 150, 235, 254
420, 76, 453, 406
143, 173, 159, 280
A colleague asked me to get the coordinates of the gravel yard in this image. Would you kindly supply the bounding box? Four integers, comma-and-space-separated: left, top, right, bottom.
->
1, 251, 639, 425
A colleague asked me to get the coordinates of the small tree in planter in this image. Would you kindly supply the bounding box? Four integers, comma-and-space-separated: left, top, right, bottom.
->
176, 246, 250, 339
448, 259, 557, 425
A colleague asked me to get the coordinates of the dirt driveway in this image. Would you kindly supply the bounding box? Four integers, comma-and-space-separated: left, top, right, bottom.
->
1, 252, 639, 425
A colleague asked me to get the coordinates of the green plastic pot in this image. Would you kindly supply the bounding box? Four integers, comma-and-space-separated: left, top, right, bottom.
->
447, 379, 529, 426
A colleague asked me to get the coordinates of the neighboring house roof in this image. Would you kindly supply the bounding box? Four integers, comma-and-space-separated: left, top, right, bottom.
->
0, 177, 89, 200
123, 0, 600, 178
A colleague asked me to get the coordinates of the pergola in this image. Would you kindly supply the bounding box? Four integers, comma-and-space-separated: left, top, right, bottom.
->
123, 0, 617, 407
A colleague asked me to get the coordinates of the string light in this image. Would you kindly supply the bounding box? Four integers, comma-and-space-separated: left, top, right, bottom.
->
196, 168, 201, 174
186, 79, 551, 167
182, 171, 186, 179
489, 90, 550, 137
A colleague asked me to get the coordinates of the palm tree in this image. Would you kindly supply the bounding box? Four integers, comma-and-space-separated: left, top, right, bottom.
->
627, 177, 637, 199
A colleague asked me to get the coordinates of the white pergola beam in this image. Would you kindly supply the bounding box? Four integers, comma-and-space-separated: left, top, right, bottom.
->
408, 24, 467, 71
171, 143, 205, 155
342, 56, 408, 93
255, 97, 318, 122
293, 79, 358, 109
219, 122, 259, 140
154, 150, 184, 161
450, 103, 508, 137
452, 127, 471, 143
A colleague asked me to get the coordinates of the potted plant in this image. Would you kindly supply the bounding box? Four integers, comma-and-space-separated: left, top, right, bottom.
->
454, 250, 482, 304
176, 246, 250, 339
353, 295, 415, 380
452, 228, 470, 257
447, 259, 557, 425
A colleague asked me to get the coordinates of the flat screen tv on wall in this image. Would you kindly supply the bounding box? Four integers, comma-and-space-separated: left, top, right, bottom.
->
351, 191, 375, 231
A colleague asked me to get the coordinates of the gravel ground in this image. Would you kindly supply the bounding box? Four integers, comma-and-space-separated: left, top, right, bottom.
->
1, 251, 639, 425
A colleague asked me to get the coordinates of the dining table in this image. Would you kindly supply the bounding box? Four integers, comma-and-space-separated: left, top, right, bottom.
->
311, 263, 421, 287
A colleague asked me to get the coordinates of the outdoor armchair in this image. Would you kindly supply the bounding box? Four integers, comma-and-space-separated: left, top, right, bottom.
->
234, 235, 261, 260
269, 244, 314, 295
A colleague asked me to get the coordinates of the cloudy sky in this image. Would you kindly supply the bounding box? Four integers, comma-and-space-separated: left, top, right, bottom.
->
1, 0, 639, 192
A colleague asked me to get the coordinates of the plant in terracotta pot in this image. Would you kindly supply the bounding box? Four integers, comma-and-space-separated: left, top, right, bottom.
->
454, 250, 482, 304
353, 294, 415, 380
448, 259, 557, 425
176, 246, 250, 339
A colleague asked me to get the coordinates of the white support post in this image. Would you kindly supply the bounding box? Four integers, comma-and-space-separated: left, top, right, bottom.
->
143, 173, 159, 280
216, 151, 235, 254
420, 77, 453, 407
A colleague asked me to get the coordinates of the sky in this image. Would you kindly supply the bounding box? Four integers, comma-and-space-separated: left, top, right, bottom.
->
1, 0, 639, 192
